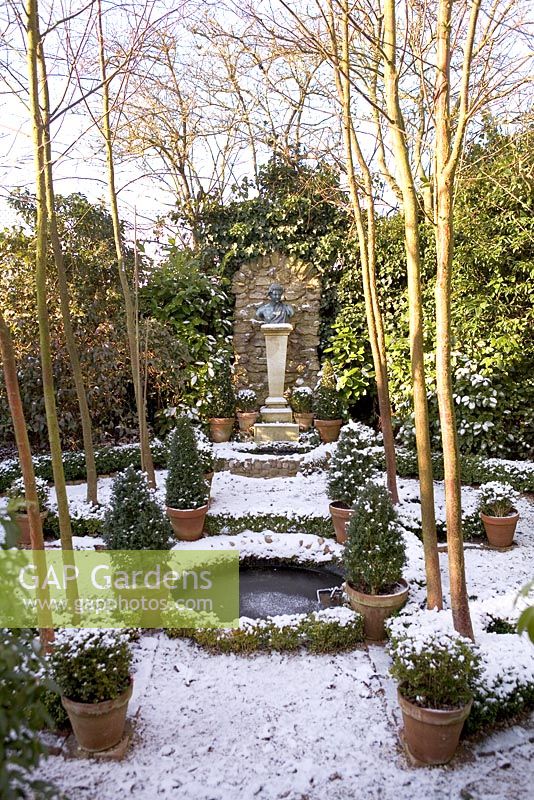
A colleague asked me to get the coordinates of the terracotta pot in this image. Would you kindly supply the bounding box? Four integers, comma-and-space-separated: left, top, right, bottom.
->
294, 412, 314, 431
209, 417, 234, 443
314, 418, 342, 443
237, 411, 258, 433
15, 511, 48, 547
166, 504, 208, 541
344, 579, 409, 641
480, 511, 519, 548
62, 681, 133, 753
329, 501, 354, 544
398, 690, 472, 765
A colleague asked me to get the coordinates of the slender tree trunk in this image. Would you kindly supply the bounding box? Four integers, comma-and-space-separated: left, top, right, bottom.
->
0, 313, 45, 552
382, 0, 443, 609
0, 310, 54, 645
36, 41, 98, 505
434, 0, 475, 639
335, 0, 399, 503
97, 0, 155, 487
26, 0, 73, 551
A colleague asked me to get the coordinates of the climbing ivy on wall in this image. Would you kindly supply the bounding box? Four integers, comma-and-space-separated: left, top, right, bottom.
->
190, 154, 354, 350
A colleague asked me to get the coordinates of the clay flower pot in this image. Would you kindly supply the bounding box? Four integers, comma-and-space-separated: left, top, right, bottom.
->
398, 690, 472, 765
209, 417, 234, 443
166, 504, 208, 541
314, 418, 342, 443
294, 412, 314, 431
15, 511, 48, 547
344, 579, 409, 641
62, 681, 133, 753
237, 411, 258, 433
480, 510, 519, 548
329, 502, 354, 544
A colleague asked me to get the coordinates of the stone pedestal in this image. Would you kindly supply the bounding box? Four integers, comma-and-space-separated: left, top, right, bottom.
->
254, 323, 299, 442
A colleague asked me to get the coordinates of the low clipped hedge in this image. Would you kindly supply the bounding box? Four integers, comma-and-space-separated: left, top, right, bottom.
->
205, 513, 334, 539
40, 510, 335, 542
0, 439, 169, 493
395, 448, 534, 492
167, 610, 364, 654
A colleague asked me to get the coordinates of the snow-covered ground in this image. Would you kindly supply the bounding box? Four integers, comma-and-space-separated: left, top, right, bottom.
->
42, 635, 534, 800
32, 463, 534, 799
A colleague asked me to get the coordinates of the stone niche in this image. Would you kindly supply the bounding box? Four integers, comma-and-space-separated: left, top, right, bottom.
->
232, 252, 321, 402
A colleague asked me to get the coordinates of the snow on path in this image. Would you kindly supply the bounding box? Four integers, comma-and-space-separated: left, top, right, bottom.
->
42, 634, 534, 800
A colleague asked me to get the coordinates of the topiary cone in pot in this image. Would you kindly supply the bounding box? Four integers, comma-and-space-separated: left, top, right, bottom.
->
206, 351, 236, 442
166, 417, 209, 541
312, 362, 344, 443
326, 422, 381, 543
343, 482, 408, 640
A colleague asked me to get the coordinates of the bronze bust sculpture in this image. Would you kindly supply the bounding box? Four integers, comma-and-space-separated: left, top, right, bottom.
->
256, 283, 294, 324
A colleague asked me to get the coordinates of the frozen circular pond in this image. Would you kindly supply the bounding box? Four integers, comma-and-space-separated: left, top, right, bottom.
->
239, 565, 343, 619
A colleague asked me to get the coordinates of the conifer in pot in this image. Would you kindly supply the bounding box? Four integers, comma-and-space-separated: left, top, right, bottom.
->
289, 386, 314, 430
313, 362, 344, 442
205, 352, 236, 442
343, 482, 408, 640
327, 422, 380, 542
102, 466, 173, 551
165, 416, 209, 540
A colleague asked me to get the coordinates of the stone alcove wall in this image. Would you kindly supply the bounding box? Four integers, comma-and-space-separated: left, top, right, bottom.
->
232, 253, 321, 402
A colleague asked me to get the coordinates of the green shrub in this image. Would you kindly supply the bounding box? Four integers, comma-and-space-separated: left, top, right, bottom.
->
49, 629, 132, 704
0, 629, 58, 799
302, 612, 364, 653
517, 581, 534, 644
343, 483, 406, 594
236, 389, 257, 412
102, 466, 172, 549
326, 422, 379, 504
204, 351, 236, 418
6, 476, 49, 512
289, 386, 313, 413
166, 417, 208, 509
389, 630, 481, 709
193, 425, 215, 474
313, 361, 344, 420
40, 686, 71, 732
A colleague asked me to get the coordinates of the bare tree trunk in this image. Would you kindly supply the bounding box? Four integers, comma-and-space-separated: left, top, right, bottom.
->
335, 0, 398, 503
382, 0, 442, 610
97, 0, 155, 487
0, 313, 45, 552
36, 40, 98, 505
434, 0, 478, 639
0, 309, 54, 645
26, 0, 74, 552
